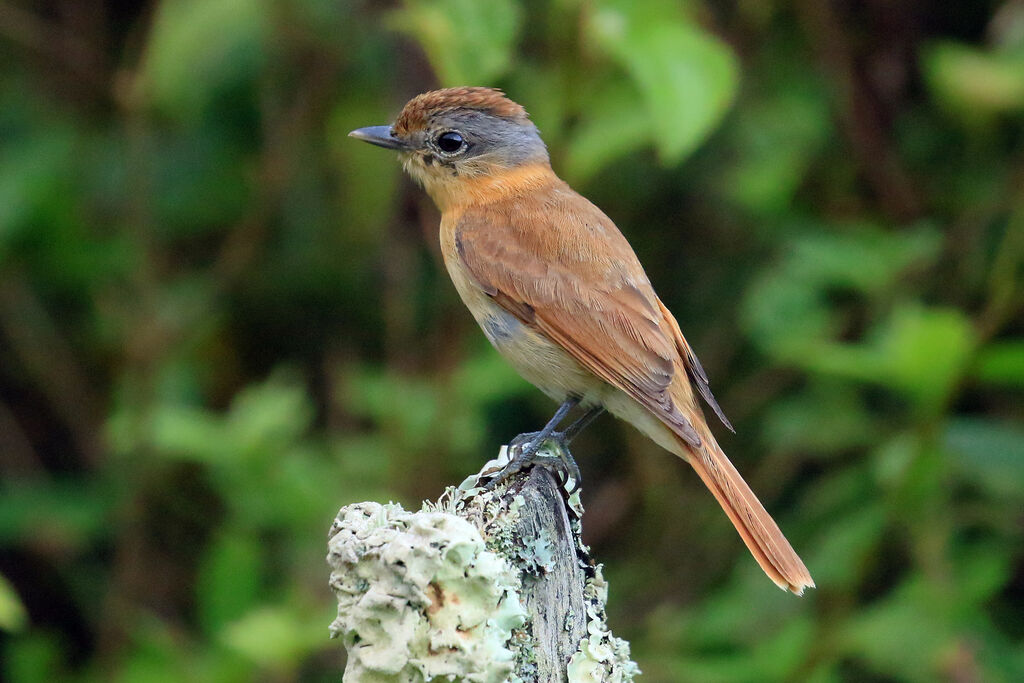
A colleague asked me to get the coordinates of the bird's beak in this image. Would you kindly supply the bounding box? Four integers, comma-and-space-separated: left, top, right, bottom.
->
348, 125, 408, 151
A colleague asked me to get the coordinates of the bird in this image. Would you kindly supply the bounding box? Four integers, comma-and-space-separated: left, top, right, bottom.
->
349, 87, 814, 595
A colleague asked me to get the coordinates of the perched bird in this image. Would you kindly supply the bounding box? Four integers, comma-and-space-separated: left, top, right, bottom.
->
350, 87, 814, 594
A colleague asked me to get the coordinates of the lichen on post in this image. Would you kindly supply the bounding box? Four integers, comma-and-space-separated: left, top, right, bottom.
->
327, 446, 640, 682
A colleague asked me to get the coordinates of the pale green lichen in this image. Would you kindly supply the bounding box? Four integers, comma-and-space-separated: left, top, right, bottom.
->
327, 502, 527, 682
566, 567, 641, 683
329, 445, 639, 681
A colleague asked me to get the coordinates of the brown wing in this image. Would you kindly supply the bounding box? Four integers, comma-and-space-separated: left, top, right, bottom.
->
453, 190, 722, 445
655, 297, 734, 432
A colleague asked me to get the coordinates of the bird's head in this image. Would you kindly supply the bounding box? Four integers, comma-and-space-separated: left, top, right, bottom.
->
349, 87, 549, 207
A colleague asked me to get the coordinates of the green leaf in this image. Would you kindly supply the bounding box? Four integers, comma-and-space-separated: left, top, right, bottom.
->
806, 503, 886, 589
0, 481, 112, 548
741, 225, 943, 358
805, 306, 975, 412
944, 418, 1024, 498
142, 0, 267, 117
452, 348, 531, 404
0, 573, 27, 632
974, 341, 1024, 387
741, 268, 835, 356
746, 617, 816, 681
389, 0, 522, 85
788, 226, 942, 295
952, 542, 1015, 606
715, 88, 832, 213
0, 130, 76, 250
116, 624, 189, 683
136, 374, 314, 464
590, 0, 739, 163
1, 632, 66, 682
228, 376, 314, 453
563, 78, 652, 182
327, 100, 404, 242
149, 405, 228, 463
220, 605, 327, 668
151, 130, 252, 236
761, 382, 875, 453
344, 369, 440, 445
923, 41, 1024, 119
871, 431, 921, 491
197, 533, 264, 636
841, 578, 954, 680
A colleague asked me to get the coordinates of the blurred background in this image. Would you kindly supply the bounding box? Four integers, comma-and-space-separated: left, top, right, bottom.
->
0, 0, 1021, 681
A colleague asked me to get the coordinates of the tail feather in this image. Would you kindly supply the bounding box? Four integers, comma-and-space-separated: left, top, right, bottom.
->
653, 296, 813, 593
682, 434, 814, 595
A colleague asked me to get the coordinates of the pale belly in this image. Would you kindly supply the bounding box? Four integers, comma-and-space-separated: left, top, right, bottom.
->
458, 281, 687, 459
473, 297, 603, 404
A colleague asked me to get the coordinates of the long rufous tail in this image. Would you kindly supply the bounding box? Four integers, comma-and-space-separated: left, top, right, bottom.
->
681, 431, 814, 595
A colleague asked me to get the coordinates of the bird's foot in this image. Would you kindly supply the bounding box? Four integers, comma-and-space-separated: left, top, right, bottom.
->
483, 430, 582, 492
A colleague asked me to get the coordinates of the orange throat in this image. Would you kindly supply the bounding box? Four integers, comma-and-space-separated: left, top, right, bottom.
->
410, 161, 561, 214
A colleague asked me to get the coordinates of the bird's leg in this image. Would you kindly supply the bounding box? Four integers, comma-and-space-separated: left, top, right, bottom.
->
513, 396, 578, 459
561, 405, 605, 442
486, 399, 607, 491
509, 404, 605, 447
529, 405, 604, 487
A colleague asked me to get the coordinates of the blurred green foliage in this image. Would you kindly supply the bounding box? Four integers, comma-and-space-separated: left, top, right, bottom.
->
0, 1, 1022, 681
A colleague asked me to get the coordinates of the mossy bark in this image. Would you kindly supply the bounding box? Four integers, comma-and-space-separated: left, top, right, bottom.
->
327, 446, 639, 682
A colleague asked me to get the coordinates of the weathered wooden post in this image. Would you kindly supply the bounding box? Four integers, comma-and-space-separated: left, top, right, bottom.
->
327, 446, 640, 682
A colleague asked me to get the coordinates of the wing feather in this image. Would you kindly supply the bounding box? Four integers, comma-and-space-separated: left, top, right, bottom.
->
454, 197, 713, 445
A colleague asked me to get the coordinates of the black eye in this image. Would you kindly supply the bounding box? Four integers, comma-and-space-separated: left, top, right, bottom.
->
436, 131, 464, 153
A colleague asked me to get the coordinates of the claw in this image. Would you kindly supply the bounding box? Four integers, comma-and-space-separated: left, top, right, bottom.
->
483, 431, 582, 492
